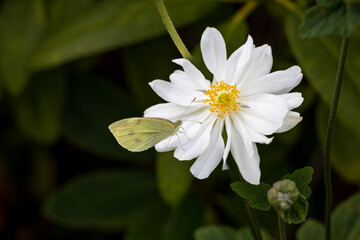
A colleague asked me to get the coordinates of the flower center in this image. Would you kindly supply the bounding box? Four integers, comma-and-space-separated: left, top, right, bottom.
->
204, 81, 240, 117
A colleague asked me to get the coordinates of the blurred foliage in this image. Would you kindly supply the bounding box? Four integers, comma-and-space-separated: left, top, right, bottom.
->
296, 192, 360, 240
0, 0, 359, 239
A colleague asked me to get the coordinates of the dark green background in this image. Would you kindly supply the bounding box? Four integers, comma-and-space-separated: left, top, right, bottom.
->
0, 0, 359, 239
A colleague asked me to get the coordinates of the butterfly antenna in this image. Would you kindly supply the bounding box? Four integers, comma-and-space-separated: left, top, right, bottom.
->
180, 97, 196, 120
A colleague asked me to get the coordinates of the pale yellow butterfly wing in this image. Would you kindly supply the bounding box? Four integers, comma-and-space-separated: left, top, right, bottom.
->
109, 117, 182, 152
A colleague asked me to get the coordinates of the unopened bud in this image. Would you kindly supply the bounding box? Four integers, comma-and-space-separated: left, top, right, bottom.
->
267, 179, 300, 210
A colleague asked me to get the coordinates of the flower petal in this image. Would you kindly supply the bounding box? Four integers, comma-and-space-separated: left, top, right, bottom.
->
171, 59, 210, 90
230, 112, 272, 160
276, 111, 302, 133
241, 66, 302, 96
154, 110, 210, 152
278, 92, 303, 110
149, 80, 206, 106
231, 128, 261, 185
240, 94, 288, 135
240, 45, 273, 85
201, 27, 227, 82
222, 116, 232, 169
226, 35, 254, 85
174, 115, 217, 160
190, 119, 224, 179
144, 102, 201, 120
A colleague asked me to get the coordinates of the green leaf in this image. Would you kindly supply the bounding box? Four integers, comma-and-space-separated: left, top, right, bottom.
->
286, 14, 360, 140
156, 152, 193, 208
42, 169, 158, 230
127, 195, 203, 240
316, 103, 360, 184
300, 2, 360, 38
29, 0, 218, 71
279, 194, 308, 224
195, 225, 273, 240
296, 219, 325, 240
282, 167, 313, 199
317, 0, 341, 8
0, 0, 45, 95
12, 70, 65, 144
230, 181, 271, 211
332, 192, 360, 240
195, 225, 238, 240
121, 36, 180, 110
61, 73, 148, 160
48, 0, 96, 27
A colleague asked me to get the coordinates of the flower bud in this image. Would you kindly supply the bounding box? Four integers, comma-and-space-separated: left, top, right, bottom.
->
267, 179, 300, 210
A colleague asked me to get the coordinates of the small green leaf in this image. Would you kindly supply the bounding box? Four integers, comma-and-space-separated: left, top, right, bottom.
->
0, 0, 45, 95
279, 194, 308, 224
296, 219, 325, 240
332, 192, 360, 239
12, 70, 65, 144
156, 152, 193, 208
282, 167, 314, 199
300, 2, 360, 38
230, 181, 271, 211
42, 169, 158, 230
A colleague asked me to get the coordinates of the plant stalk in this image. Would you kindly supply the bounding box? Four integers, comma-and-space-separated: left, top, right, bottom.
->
324, 37, 349, 240
154, 0, 193, 61
278, 214, 286, 240
228, 158, 263, 240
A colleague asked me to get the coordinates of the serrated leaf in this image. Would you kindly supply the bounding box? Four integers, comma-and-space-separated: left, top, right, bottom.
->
42, 169, 158, 230
300, 3, 360, 38
12, 70, 65, 144
156, 152, 193, 208
279, 194, 308, 224
282, 167, 313, 199
230, 181, 271, 211
332, 192, 360, 239
296, 219, 325, 240
29, 0, 218, 71
0, 0, 45, 95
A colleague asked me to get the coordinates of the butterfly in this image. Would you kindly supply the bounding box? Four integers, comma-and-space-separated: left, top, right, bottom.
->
109, 117, 183, 152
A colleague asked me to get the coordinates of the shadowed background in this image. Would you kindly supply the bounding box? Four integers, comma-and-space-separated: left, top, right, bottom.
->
0, 0, 359, 239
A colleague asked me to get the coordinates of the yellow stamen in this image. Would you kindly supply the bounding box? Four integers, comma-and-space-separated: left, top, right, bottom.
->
204, 81, 240, 117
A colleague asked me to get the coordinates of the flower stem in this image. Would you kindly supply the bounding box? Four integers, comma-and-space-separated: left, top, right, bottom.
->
274, 0, 304, 18
278, 214, 286, 240
154, 0, 193, 61
324, 37, 349, 240
225, 0, 259, 41
228, 158, 263, 240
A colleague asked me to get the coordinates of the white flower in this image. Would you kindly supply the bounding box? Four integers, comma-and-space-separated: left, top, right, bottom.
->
144, 27, 303, 185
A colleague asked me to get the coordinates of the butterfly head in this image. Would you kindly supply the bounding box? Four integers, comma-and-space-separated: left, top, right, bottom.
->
174, 120, 182, 129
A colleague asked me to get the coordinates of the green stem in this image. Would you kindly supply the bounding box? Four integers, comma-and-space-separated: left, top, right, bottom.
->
324, 37, 349, 240
225, 0, 259, 41
274, 0, 304, 18
154, 0, 193, 61
278, 214, 286, 240
228, 158, 263, 240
